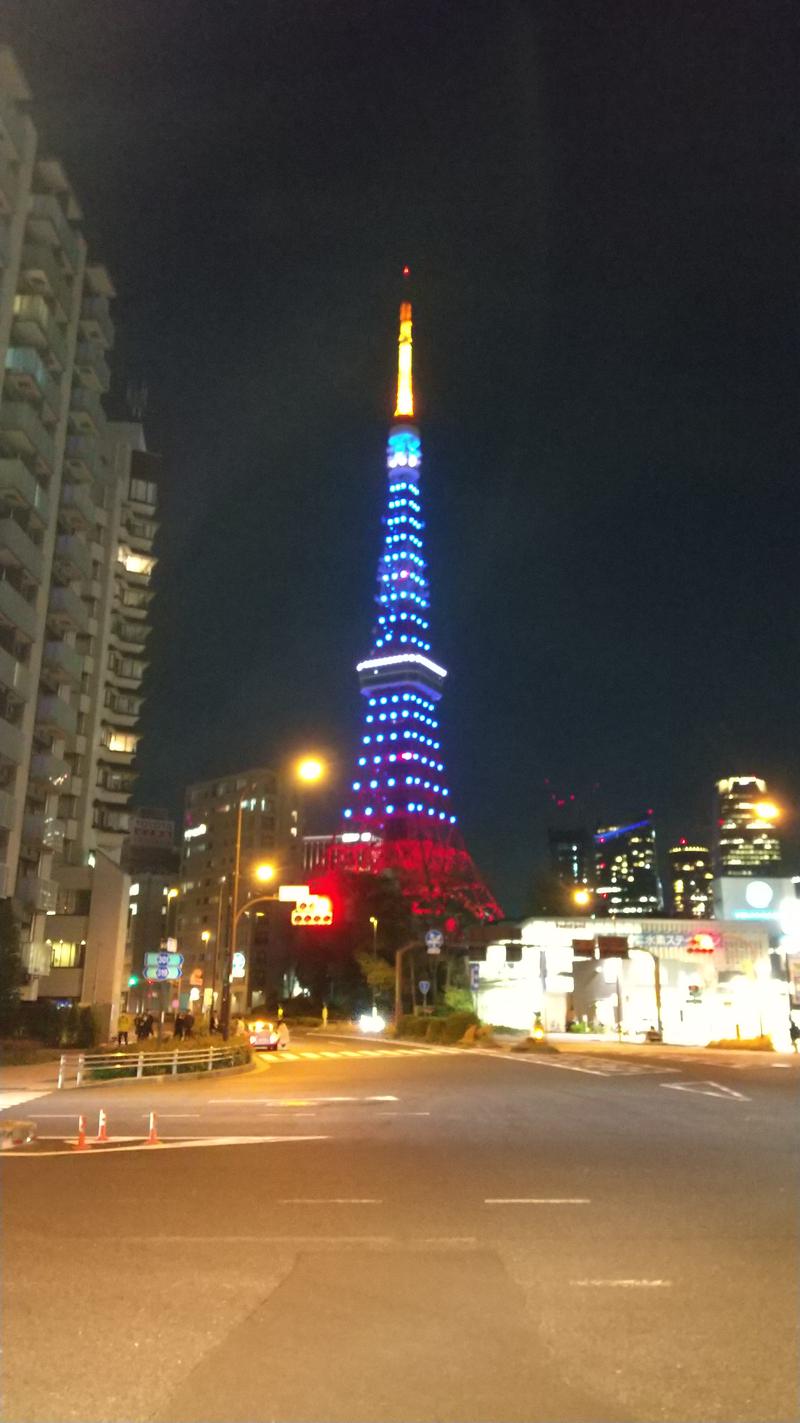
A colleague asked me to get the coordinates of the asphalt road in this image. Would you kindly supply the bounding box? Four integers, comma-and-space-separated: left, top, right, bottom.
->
1, 1035, 798, 1423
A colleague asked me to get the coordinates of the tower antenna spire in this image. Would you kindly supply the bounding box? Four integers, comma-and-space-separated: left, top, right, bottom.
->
394, 266, 414, 418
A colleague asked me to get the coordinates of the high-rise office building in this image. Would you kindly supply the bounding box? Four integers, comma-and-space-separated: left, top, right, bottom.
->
548, 826, 591, 889
178, 767, 287, 1016
0, 49, 159, 1019
593, 816, 662, 916
668, 841, 713, 918
714, 776, 782, 876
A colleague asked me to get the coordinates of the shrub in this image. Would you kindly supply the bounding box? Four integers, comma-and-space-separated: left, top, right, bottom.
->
395, 1013, 428, 1038
706, 1035, 774, 1051
425, 1018, 448, 1043
438, 1011, 479, 1044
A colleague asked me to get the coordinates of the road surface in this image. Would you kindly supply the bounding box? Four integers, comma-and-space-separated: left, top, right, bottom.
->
1, 1034, 798, 1422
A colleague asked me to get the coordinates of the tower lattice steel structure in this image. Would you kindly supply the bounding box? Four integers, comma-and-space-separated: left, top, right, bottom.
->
333, 280, 501, 923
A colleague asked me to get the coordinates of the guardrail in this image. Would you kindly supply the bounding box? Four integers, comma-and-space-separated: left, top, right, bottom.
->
56, 1043, 250, 1088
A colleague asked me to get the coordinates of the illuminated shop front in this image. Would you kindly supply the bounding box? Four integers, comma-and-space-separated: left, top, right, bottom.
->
471, 916, 791, 1048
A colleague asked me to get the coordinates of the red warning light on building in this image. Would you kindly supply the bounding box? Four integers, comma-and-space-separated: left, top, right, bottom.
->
291, 895, 334, 927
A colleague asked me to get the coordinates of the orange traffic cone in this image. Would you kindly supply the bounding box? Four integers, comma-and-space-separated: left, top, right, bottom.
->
146, 1110, 160, 1145
96, 1109, 108, 1143
75, 1114, 88, 1151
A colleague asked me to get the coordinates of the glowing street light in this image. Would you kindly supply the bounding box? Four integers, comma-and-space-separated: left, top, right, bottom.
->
254, 861, 276, 884
573, 888, 592, 908
295, 756, 326, 784
754, 801, 780, 821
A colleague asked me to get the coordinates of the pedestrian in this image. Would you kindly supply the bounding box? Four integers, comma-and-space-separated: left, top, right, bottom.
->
174, 1012, 184, 1040
790, 1017, 800, 1054
144, 1013, 154, 1039
277, 1020, 290, 1049
117, 1010, 132, 1047
209, 1011, 219, 1034
135, 1014, 147, 1042
183, 1011, 193, 1038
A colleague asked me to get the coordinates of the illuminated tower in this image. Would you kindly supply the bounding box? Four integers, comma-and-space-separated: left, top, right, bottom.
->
337, 281, 501, 922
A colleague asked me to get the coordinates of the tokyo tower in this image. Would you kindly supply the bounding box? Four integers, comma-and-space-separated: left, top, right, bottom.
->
334, 277, 502, 923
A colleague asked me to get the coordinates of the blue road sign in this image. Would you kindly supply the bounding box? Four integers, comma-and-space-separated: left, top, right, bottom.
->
418, 979, 431, 996
470, 963, 480, 991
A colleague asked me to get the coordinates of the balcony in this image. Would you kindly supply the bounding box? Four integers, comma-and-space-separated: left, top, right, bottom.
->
0, 96, 26, 164
43, 815, 66, 852
11, 294, 69, 373
4, 346, 60, 423
28, 749, 70, 791
0, 714, 24, 766
0, 400, 55, 474
0, 788, 16, 831
111, 619, 148, 648
0, 645, 30, 703
69, 386, 104, 436
58, 481, 94, 533
54, 532, 92, 584
0, 458, 49, 527
80, 295, 114, 348
21, 941, 50, 978
0, 577, 38, 642
48, 584, 88, 632
36, 693, 77, 738
16, 874, 59, 913
0, 152, 19, 217
64, 434, 99, 482
0, 517, 44, 584
21, 811, 43, 850
43, 639, 83, 686
27, 193, 81, 274
19, 243, 72, 318
75, 341, 111, 393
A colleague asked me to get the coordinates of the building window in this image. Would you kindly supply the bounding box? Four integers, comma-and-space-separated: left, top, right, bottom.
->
49, 940, 84, 969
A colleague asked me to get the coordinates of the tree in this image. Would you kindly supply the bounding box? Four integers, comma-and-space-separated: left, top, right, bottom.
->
0, 898, 24, 1036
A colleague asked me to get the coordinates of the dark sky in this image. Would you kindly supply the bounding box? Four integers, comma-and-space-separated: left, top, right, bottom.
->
4, 0, 798, 913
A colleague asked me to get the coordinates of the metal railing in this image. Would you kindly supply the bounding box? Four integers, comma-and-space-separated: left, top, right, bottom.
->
56, 1043, 250, 1088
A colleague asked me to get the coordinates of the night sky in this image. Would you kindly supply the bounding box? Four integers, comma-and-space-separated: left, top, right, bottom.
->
4, 0, 797, 912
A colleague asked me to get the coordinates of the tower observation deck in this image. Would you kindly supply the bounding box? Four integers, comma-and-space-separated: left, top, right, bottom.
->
335, 278, 501, 923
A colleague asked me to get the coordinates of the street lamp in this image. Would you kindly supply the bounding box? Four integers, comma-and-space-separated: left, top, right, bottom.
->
296, 756, 325, 784
369, 916, 379, 1008
255, 861, 276, 884
573, 888, 591, 909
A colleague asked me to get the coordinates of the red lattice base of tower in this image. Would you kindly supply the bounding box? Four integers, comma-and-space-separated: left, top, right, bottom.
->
321, 821, 503, 924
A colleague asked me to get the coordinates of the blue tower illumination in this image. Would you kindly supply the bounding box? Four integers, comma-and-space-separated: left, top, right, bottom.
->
344, 300, 457, 837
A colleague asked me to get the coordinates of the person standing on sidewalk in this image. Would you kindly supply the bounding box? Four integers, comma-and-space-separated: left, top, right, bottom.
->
117, 1011, 131, 1047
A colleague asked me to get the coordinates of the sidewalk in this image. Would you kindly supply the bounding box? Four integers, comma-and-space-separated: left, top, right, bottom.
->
0, 1058, 63, 1092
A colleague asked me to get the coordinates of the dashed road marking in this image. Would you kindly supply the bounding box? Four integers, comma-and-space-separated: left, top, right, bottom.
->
571, 1279, 671, 1288
277, 1198, 382, 1205
485, 1197, 590, 1205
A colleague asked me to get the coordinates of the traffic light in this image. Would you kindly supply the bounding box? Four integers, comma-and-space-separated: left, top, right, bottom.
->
128, 974, 140, 987
291, 895, 334, 927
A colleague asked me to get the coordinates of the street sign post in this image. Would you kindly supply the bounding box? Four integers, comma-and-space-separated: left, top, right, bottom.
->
469, 963, 480, 991
418, 978, 430, 1010
143, 951, 183, 983
425, 929, 443, 955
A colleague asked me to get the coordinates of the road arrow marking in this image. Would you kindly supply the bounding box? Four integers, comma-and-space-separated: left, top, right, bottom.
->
661, 1081, 749, 1100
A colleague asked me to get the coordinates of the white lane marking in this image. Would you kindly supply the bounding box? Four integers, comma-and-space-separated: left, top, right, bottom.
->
277, 1198, 382, 1205
377, 1111, 431, 1116
572, 1279, 671, 1288
0, 1090, 53, 1111
268, 1095, 399, 1105
139, 1114, 200, 1119
4, 1134, 330, 1159
772, 1064, 791, 1069
484, 1198, 590, 1205
661, 1081, 749, 1101
488, 1055, 610, 1077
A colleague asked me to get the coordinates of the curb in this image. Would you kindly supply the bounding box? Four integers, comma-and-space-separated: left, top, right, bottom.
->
43, 1057, 256, 1094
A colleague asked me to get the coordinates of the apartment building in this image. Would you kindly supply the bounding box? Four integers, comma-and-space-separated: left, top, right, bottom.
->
0, 49, 159, 1029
